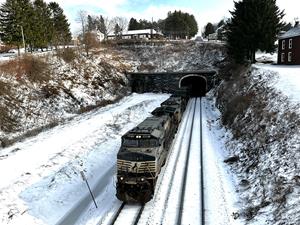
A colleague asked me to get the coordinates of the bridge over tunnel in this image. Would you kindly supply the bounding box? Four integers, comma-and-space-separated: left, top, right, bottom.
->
127, 70, 217, 97
179, 75, 207, 97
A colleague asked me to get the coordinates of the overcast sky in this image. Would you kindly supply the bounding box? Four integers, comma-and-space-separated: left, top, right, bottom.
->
0, 0, 299, 36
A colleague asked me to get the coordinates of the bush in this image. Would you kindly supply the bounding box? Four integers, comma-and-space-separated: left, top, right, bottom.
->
57, 48, 77, 63
0, 80, 11, 96
0, 55, 50, 82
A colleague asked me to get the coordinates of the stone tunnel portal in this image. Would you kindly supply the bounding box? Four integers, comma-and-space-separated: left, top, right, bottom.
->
179, 75, 207, 97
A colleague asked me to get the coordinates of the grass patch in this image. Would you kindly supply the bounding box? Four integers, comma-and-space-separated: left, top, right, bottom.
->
0, 54, 51, 82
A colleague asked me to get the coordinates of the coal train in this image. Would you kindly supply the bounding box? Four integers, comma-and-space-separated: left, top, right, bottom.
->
116, 96, 187, 203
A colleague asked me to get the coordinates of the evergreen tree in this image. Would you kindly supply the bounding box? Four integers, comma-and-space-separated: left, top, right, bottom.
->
87, 15, 97, 31
98, 15, 107, 38
164, 10, 198, 39
33, 0, 52, 51
217, 19, 225, 28
226, 0, 284, 63
282, 22, 292, 31
138, 19, 152, 29
114, 23, 121, 39
128, 18, 139, 30
0, 0, 33, 54
204, 22, 215, 37
48, 2, 71, 48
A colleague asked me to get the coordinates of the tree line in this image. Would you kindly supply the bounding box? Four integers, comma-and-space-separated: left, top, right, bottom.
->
0, 0, 71, 55
79, 12, 128, 39
128, 10, 198, 39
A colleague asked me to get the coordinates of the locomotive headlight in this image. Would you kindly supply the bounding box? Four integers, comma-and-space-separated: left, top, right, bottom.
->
140, 178, 145, 182
120, 176, 124, 181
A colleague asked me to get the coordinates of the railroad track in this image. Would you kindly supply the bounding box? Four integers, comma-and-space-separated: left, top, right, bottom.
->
140, 97, 205, 225
100, 98, 205, 225
177, 97, 204, 225
100, 202, 145, 225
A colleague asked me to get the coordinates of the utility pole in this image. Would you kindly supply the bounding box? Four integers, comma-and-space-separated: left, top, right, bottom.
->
20, 25, 26, 53
151, 17, 153, 39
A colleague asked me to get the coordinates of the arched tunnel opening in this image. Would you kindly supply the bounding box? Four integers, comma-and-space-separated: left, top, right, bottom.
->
179, 75, 207, 97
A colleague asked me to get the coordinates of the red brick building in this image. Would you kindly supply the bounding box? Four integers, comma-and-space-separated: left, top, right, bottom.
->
278, 23, 300, 65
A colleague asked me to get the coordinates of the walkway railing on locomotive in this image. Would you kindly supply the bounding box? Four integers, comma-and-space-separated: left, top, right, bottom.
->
117, 160, 156, 173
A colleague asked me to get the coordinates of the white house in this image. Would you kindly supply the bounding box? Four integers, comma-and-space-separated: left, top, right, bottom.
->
107, 29, 163, 40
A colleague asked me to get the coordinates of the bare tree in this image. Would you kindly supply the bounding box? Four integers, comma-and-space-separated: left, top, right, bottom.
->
76, 10, 88, 36
111, 17, 128, 36
83, 32, 99, 56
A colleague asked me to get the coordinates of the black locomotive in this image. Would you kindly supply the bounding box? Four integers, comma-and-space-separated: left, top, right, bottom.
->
116, 96, 186, 203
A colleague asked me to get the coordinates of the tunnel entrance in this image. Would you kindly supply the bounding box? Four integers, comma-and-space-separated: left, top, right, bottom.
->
179, 75, 207, 97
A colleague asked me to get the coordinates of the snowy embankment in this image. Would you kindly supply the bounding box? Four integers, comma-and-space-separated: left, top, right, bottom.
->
216, 62, 300, 224
0, 93, 169, 225
254, 63, 300, 104
0, 50, 130, 147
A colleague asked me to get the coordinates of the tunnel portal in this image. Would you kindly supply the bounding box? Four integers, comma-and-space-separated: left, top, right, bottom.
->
179, 75, 207, 97
127, 70, 216, 97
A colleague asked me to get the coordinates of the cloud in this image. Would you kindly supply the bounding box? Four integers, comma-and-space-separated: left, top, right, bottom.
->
277, 0, 299, 23
0, 0, 297, 35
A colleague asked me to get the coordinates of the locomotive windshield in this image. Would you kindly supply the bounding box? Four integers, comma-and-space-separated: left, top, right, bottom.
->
123, 138, 158, 147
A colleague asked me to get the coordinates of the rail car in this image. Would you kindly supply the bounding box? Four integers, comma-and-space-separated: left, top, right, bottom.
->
116, 96, 186, 203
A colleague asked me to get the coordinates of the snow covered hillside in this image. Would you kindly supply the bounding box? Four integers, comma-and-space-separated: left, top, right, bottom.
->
216, 62, 300, 225
0, 51, 129, 147
0, 41, 226, 148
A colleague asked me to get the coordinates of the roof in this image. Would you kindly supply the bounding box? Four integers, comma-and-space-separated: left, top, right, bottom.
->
123, 115, 169, 139
108, 29, 161, 36
279, 24, 300, 39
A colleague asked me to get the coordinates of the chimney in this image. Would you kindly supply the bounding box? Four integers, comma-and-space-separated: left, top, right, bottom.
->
295, 20, 299, 27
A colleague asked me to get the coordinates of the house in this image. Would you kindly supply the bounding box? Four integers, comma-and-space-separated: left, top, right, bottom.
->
107, 29, 163, 40
208, 32, 217, 41
95, 31, 105, 42
278, 22, 300, 65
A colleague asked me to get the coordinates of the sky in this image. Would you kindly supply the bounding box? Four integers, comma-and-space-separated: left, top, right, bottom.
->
0, 0, 299, 36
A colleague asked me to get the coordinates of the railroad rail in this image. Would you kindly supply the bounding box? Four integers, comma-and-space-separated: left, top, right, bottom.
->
99, 98, 205, 225
107, 203, 144, 225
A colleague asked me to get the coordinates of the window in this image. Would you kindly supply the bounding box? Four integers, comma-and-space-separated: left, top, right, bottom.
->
288, 52, 292, 62
123, 138, 158, 147
282, 40, 285, 50
281, 53, 285, 62
289, 39, 292, 49
123, 139, 139, 147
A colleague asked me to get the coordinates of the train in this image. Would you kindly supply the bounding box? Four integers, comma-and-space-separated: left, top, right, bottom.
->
116, 96, 187, 203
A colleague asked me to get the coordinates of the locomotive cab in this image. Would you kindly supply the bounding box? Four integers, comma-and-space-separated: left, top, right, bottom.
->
116, 116, 169, 203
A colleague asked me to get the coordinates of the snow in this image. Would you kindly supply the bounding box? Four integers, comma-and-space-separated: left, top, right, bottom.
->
0, 93, 242, 225
5, 42, 300, 224
0, 93, 169, 225
254, 63, 300, 104
202, 96, 242, 225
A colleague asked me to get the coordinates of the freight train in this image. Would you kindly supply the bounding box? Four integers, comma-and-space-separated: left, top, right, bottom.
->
116, 96, 187, 203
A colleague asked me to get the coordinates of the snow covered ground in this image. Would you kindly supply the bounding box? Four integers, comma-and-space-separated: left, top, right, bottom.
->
254, 63, 300, 104
0, 92, 242, 225
0, 93, 169, 225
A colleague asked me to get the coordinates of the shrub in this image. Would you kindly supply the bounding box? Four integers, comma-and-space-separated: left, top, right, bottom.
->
0, 80, 11, 96
0, 55, 50, 82
57, 48, 77, 63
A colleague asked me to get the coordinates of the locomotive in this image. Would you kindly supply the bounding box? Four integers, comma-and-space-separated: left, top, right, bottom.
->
116, 96, 186, 203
